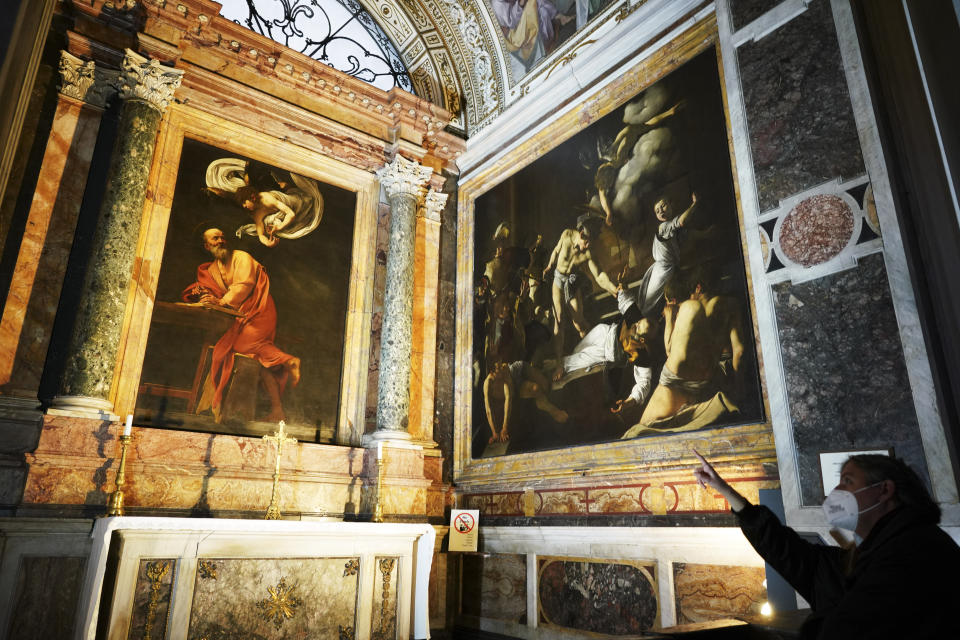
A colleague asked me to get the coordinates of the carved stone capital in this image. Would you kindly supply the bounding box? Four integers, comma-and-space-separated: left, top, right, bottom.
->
59, 51, 119, 109
420, 189, 448, 223
58, 51, 95, 102
377, 155, 433, 201
117, 48, 184, 112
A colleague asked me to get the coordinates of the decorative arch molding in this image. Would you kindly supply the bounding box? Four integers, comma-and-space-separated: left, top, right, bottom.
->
358, 0, 504, 133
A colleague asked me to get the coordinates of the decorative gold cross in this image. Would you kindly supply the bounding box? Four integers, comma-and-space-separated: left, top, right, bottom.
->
263, 420, 297, 519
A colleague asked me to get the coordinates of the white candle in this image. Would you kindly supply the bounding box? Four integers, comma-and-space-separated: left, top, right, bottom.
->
123, 414, 132, 437
377, 441, 383, 461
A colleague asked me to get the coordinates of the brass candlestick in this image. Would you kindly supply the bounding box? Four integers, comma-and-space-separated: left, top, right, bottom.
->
373, 456, 385, 523
106, 435, 132, 517
263, 421, 296, 520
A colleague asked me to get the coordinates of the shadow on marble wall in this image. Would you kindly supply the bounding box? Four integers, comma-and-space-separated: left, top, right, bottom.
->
738, 0, 865, 213
774, 253, 928, 505
461, 553, 526, 624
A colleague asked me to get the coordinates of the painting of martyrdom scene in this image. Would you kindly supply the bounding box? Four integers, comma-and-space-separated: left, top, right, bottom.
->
135, 138, 356, 442
471, 49, 763, 459
492, 0, 616, 81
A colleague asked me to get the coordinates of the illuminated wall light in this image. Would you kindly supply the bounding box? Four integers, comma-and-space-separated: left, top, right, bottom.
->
760, 601, 773, 617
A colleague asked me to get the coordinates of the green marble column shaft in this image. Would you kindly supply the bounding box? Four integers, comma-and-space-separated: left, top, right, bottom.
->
56, 50, 182, 409
375, 156, 433, 434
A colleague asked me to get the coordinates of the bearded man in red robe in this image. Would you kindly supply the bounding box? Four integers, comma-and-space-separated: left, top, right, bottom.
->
182, 228, 300, 422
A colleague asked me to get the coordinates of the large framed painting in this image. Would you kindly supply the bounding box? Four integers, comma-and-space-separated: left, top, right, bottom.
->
133, 137, 357, 442
465, 45, 765, 462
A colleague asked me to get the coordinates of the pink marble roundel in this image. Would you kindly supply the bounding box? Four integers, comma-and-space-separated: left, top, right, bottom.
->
779, 194, 854, 267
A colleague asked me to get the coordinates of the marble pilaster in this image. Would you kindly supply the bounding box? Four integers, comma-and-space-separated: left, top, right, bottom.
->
0, 52, 116, 399
52, 49, 182, 416
409, 188, 448, 447
372, 156, 433, 439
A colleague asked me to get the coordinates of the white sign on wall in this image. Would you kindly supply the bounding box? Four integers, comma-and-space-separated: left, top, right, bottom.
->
819, 449, 892, 496
449, 509, 479, 552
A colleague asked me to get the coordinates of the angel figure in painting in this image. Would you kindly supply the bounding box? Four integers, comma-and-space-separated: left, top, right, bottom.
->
204, 158, 324, 247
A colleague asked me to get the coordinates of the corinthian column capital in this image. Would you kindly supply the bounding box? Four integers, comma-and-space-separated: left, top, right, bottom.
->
58, 52, 119, 110
377, 155, 433, 200
420, 189, 448, 223
117, 48, 184, 112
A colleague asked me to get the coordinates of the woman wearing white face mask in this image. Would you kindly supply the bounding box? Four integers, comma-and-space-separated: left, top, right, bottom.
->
693, 451, 960, 639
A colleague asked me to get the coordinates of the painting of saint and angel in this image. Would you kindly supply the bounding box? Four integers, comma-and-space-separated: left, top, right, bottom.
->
471, 49, 763, 458
135, 138, 356, 442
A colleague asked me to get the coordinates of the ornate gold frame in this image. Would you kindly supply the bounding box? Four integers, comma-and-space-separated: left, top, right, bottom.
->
110, 103, 379, 446
454, 15, 776, 504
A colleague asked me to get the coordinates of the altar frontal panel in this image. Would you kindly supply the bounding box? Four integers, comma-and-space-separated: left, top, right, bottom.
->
187, 557, 360, 639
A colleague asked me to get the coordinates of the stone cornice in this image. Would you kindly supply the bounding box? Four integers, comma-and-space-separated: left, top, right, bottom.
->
139, 0, 464, 170
177, 62, 391, 174
61, 0, 465, 170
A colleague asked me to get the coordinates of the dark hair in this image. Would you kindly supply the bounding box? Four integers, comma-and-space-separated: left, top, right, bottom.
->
234, 184, 258, 206
846, 454, 940, 523
576, 214, 601, 239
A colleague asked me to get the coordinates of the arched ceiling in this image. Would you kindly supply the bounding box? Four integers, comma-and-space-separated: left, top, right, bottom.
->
354, 0, 506, 135
354, 0, 645, 135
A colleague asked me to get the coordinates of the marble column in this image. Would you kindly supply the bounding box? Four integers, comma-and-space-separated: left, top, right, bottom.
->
51, 49, 182, 416
409, 188, 448, 446
0, 52, 117, 401
372, 156, 433, 439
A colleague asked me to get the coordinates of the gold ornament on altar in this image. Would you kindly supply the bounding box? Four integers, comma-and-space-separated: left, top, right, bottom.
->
256, 576, 302, 629
263, 420, 297, 519
106, 415, 134, 517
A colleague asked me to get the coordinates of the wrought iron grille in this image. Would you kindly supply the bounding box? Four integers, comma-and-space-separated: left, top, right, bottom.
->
219, 0, 413, 92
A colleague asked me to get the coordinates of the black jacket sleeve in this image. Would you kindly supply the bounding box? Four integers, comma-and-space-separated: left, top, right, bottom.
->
735, 504, 846, 610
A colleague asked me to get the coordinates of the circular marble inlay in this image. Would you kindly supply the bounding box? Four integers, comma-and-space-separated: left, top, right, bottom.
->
779, 194, 854, 267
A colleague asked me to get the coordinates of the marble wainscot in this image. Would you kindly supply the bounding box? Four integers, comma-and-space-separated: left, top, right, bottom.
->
21, 416, 444, 520
458, 526, 769, 638
77, 517, 435, 640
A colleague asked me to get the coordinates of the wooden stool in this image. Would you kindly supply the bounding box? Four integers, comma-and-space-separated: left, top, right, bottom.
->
195, 348, 261, 423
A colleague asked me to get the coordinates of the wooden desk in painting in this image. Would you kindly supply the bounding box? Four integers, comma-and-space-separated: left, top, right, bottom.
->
136, 301, 238, 421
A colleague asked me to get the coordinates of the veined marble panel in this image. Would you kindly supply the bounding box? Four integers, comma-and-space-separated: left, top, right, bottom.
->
773, 252, 928, 505
673, 562, 766, 624
128, 559, 175, 640
188, 557, 360, 639
730, 0, 782, 31
737, 0, 864, 212
6, 555, 87, 639
537, 557, 658, 634
461, 553, 526, 624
